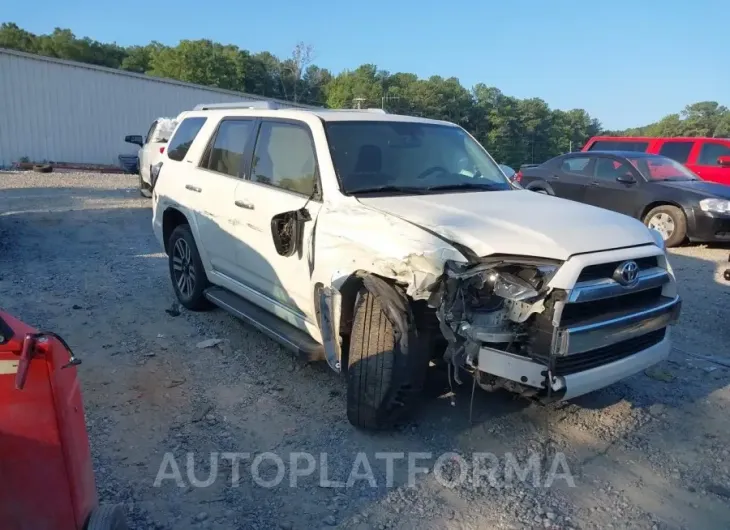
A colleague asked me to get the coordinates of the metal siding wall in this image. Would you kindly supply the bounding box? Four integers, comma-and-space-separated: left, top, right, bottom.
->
0, 51, 307, 167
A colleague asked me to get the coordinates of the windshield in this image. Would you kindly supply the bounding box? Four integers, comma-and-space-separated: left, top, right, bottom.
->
628, 155, 699, 181
324, 121, 512, 194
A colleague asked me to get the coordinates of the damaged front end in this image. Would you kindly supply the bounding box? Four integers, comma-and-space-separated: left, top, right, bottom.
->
427, 256, 564, 399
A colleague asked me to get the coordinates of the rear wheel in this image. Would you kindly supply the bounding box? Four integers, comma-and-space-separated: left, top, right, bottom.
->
346, 280, 429, 429
643, 205, 686, 247
168, 224, 209, 310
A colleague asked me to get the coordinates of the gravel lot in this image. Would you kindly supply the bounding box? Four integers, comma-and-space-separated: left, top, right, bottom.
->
2, 171, 730, 530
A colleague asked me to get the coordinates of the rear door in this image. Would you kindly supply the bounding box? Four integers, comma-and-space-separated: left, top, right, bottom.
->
552, 155, 594, 201
583, 155, 643, 216
691, 140, 730, 185
195, 117, 258, 281
656, 139, 695, 166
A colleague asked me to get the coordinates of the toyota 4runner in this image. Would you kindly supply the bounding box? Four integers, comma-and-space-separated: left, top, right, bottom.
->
152, 101, 681, 429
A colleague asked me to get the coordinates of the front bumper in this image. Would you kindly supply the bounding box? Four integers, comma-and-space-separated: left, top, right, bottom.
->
478, 334, 671, 401
688, 209, 730, 242
477, 294, 680, 401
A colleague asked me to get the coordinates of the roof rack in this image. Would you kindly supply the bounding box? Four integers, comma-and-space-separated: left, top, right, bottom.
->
322, 108, 388, 114
193, 101, 281, 111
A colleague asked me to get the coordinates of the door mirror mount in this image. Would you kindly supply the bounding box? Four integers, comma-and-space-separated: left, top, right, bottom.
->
616, 173, 637, 184
717, 155, 730, 168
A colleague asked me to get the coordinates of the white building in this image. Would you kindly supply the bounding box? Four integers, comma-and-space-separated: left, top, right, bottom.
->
0, 48, 314, 168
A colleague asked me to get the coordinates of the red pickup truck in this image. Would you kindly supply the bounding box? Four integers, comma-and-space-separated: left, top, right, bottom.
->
582, 136, 730, 186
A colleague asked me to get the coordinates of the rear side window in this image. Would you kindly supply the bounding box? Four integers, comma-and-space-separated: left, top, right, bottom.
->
658, 141, 693, 163
697, 142, 730, 166
201, 119, 256, 177
167, 117, 207, 162
589, 140, 649, 152
251, 121, 318, 197
561, 157, 592, 175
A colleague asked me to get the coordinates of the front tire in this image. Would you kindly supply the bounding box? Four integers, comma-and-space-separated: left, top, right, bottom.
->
346, 281, 428, 429
85, 504, 128, 530
643, 205, 686, 248
168, 225, 209, 310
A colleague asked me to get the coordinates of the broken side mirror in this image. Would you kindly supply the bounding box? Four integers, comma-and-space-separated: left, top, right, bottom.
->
125, 135, 144, 147
271, 208, 312, 258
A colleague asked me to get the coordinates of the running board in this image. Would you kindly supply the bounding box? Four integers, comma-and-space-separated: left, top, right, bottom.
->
204, 286, 325, 362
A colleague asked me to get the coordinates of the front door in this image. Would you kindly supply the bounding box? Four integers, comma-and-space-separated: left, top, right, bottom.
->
232, 119, 323, 324
692, 140, 730, 185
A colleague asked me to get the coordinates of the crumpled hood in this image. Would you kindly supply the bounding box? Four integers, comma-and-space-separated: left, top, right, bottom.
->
357, 190, 655, 261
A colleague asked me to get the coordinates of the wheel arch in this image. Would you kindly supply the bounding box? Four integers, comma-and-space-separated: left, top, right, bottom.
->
639, 200, 686, 222
525, 180, 554, 195
162, 207, 190, 254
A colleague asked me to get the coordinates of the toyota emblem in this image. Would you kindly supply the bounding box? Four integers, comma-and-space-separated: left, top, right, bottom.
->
613, 260, 639, 286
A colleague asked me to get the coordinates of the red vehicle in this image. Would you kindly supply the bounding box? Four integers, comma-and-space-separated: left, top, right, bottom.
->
582, 136, 730, 186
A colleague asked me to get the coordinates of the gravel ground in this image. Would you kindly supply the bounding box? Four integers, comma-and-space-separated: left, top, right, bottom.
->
1, 171, 730, 530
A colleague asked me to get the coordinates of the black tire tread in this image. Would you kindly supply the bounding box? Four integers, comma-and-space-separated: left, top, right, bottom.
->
85, 504, 128, 530
346, 283, 428, 430
168, 224, 210, 311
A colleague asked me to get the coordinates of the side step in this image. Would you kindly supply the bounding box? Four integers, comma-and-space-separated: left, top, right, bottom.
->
204, 286, 325, 362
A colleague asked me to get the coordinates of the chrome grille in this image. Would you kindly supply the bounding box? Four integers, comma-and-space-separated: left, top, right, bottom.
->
576, 256, 658, 282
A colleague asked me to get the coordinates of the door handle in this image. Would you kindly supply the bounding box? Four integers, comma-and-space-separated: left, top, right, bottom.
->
185, 185, 202, 193
235, 200, 255, 210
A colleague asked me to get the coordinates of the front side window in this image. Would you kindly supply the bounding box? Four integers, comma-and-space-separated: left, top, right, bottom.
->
628, 156, 698, 181
251, 121, 318, 196
167, 117, 207, 162
324, 121, 510, 194
697, 142, 730, 166
594, 158, 632, 180
658, 141, 694, 163
202, 119, 255, 177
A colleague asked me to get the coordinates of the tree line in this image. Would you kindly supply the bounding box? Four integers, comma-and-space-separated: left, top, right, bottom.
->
1, 23, 724, 167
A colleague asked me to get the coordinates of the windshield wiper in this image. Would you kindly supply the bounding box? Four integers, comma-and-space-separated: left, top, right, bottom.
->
424, 182, 505, 192
347, 185, 428, 195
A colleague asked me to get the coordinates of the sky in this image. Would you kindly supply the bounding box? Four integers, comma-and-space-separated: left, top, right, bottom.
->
4, 0, 728, 130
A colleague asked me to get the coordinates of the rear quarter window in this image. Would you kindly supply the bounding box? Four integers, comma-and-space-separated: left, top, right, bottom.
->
167, 117, 207, 162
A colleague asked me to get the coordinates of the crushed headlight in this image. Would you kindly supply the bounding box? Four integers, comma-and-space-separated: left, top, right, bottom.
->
699, 198, 730, 215
486, 264, 559, 301
487, 272, 538, 301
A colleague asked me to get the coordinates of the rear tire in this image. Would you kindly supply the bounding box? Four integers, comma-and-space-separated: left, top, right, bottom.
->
346, 281, 428, 430
85, 504, 128, 530
643, 205, 686, 248
168, 224, 210, 310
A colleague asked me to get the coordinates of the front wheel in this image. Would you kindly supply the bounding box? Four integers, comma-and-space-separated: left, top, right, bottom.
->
643, 205, 686, 248
167, 225, 210, 310
346, 280, 429, 429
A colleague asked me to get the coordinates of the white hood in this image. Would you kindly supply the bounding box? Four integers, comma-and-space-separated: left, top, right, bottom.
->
357, 190, 654, 261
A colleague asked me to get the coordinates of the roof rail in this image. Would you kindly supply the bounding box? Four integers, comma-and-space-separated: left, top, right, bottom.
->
324, 108, 388, 114
193, 101, 281, 111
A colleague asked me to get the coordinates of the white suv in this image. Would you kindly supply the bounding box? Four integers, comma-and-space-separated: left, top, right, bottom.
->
125, 117, 178, 197
152, 102, 681, 429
